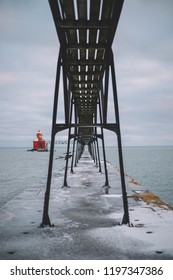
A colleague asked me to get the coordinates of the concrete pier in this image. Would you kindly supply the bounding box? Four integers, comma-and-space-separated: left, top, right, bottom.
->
0, 151, 173, 260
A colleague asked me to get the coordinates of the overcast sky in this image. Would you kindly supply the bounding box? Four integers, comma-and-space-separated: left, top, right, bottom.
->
0, 0, 173, 147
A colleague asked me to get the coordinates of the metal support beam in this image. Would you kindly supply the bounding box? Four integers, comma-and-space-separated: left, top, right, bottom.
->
70, 138, 76, 173
62, 55, 70, 124
98, 93, 110, 193
103, 64, 109, 123
41, 49, 62, 227
110, 50, 130, 225
96, 138, 102, 173
41, 0, 129, 227
62, 96, 73, 187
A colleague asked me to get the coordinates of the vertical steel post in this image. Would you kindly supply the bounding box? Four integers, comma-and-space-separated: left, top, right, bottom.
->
103, 64, 109, 123
92, 142, 96, 162
74, 141, 79, 166
101, 128, 109, 190
98, 94, 109, 191
96, 138, 102, 172
94, 140, 98, 167
92, 143, 95, 161
62, 54, 69, 124
71, 102, 78, 172
62, 97, 73, 187
41, 50, 62, 227
110, 50, 130, 225
95, 100, 102, 172
70, 137, 76, 173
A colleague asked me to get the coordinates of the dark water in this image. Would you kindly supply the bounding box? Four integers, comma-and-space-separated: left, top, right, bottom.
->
0, 146, 172, 208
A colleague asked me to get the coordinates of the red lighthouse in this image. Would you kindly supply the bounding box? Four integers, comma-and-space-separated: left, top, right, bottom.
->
33, 130, 47, 150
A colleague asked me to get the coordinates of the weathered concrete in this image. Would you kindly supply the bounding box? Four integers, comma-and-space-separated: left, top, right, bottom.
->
0, 151, 173, 260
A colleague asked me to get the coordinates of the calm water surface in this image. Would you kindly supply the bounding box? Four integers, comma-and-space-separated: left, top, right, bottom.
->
0, 146, 172, 208
105, 146, 173, 206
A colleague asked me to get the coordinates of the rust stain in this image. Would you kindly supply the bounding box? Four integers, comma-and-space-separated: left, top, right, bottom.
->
135, 191, 173, 210
128, 178, 141, 186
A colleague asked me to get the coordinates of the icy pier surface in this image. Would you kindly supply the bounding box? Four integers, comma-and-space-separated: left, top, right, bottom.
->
0, 151, 173, 260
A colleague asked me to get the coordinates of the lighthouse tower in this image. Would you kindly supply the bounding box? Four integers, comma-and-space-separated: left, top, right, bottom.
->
33, 130, 46, 150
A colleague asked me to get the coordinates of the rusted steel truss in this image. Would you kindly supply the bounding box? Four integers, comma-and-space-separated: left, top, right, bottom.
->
41, 0, 129, 226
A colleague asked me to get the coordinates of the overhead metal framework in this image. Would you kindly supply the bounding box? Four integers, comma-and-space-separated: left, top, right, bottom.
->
41, 0, 129, 226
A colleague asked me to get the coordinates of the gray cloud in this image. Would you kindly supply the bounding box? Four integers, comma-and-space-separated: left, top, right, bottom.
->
0, 0, 173, 146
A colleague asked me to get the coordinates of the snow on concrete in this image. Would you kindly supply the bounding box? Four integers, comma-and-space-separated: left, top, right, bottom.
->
0, 151, 173, 260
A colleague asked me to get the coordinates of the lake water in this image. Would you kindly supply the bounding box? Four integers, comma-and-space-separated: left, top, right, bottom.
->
105, 146, 173, 207
0, 146, 172, 208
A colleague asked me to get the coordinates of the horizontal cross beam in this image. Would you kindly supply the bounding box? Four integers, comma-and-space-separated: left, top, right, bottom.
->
54, 123, 118, 134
